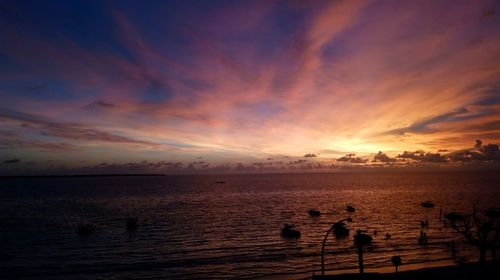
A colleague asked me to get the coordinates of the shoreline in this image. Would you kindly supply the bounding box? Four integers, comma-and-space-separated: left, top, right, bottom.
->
311, 260, 499, 279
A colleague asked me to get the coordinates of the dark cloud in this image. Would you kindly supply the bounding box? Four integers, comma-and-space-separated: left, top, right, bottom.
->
373, 151, 397, 163
0, 132, 77, 151
0, 108, 158, 147
337, 153, 367, 163
386, 108, 474, 135
447, 140, 500, 162
483, 9, 496, 17
466, 121, 500, 133
475, 139, 482, 149
398, 151, 447, 163
84, 100, 116, 110
3, 158, 20, 164
25, 85, 47, 92
290, 159, 307, 164
480, 143, 500, 159
304, 153, 318, 158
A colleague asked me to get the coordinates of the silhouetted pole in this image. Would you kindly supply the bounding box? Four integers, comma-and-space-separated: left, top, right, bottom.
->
321, 225, 335, 276
357, 245, 364, 274
391, 256, 402, 273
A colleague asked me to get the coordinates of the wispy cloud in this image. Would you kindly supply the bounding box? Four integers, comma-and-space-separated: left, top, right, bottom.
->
0, 108, 159, 148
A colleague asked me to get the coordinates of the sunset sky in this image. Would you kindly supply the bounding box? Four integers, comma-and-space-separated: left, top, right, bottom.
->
1, 0, 500, 174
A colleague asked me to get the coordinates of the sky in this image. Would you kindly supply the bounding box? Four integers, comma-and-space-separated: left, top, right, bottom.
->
1, 0, 500, 175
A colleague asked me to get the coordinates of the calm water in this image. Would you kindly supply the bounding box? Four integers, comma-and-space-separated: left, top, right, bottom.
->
1, 172, 499, 279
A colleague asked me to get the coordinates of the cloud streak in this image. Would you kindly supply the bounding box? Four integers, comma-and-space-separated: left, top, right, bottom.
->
0, 109, 159, 149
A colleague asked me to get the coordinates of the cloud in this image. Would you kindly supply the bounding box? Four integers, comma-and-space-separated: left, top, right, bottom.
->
475, 139, 482, 149
443, 140, 500, 162
337, 153, 367, 163
373, 151, 397, 163
386, 108, 470, 135
304, 153, 317, 158
289, 159, 307, 164
397, 151, 448, 163
0, 132, 77, 151
84, 100, 116, 110
0, 108, 159, 148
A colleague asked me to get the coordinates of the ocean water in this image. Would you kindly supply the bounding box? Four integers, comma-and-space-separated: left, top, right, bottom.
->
0, 172, 499, 279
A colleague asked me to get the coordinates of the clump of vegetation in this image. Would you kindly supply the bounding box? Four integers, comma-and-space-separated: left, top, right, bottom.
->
281, 224, 301, 239
445, 207, 500, 263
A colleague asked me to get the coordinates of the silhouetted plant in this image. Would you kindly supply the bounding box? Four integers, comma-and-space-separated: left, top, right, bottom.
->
281, 224, 301, 239
353, 230, 372, 274
391, 256, 402, 272
332, 220, 350, 237
445, 207, 500, 263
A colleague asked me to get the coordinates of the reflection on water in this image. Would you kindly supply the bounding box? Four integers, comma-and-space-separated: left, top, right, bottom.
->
0, 172, 499, 279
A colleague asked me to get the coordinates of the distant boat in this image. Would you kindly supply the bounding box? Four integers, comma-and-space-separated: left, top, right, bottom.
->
214, 181, 226, 184
281, 224, 301, 239
308, 209, 321, 217
346, 205, 356, 212
333, 221, 350, 237
421, 201, 435, 208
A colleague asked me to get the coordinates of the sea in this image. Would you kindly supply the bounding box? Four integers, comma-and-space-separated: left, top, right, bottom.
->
0, 172, 499, 279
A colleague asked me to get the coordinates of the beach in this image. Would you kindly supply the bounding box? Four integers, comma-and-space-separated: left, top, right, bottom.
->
313, 260, 499, 279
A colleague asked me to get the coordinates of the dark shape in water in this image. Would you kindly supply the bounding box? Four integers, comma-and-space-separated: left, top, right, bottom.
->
445, 212, 465, 222
77, 223, 96, 235
418, 232, 428, 245
308, 209, 321, 217
332, 220, 350, 237
391, 255, 402, 272
421, 201, 435, 208
346, 205, 356, 212
214, 181, 225, 184
384, 233, 391, 239
281, 224, 301, 239
126, 217, 139, 231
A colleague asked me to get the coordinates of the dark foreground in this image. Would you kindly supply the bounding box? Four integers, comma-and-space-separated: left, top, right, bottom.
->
312, 261, 499, 280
